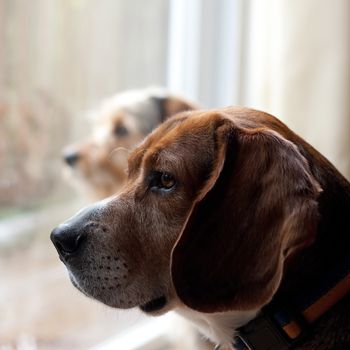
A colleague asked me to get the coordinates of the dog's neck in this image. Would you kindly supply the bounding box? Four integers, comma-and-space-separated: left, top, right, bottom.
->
270, 165, 350, 349
279, 166, 350, 298
177, 166, 350, 349
176, 306, 259, 346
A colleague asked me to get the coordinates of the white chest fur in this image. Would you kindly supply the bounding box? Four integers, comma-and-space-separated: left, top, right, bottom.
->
176, 307, 259, 347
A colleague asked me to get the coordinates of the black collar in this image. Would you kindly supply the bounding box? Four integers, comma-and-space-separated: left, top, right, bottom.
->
233, 255, 350, 350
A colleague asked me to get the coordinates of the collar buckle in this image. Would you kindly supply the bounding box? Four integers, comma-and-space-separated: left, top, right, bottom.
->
235, 311, 305, 350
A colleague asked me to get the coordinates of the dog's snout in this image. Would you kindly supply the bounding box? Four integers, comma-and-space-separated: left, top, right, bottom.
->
63, 151, 80, 167
51, 224, 85, 256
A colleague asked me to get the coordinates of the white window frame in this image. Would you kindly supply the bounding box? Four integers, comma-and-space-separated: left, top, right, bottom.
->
166, 0, 247, 108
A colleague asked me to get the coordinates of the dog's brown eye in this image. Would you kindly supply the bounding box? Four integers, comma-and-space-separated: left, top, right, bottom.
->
114, 125, 129, 137
160, 173, 175, 189
149, 171, 176, 192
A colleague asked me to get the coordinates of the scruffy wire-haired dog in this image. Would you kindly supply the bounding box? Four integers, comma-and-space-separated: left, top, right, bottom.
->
52, 107, 350, 349
63, 87, 197, 199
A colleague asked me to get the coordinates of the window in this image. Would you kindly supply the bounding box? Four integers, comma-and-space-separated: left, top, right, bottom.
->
0, 0, 244, 349
0, 1, 170, 349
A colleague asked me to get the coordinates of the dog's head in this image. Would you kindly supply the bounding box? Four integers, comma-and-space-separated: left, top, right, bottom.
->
52, 108, 321, 315
63, 88, 196, 199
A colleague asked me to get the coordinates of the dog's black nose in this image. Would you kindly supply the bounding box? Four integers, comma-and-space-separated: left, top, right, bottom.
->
63, 151, 80, 167
50, 224, 84, 256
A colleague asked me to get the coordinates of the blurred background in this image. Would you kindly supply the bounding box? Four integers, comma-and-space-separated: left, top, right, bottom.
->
0, 0, 349, 349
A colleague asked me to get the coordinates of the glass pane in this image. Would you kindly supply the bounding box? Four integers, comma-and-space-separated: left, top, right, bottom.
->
0, 0, 170, 348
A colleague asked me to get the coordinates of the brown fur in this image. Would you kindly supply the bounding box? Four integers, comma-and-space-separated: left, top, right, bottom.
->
52, 107, 350, 349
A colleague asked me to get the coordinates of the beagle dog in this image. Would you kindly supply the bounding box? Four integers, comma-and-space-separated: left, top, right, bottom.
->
51, 107, 350, 349
63, 87, 196, 199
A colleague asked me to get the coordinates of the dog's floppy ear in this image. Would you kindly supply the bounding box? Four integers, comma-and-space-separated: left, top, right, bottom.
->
152, 95, 197, 123
171, 113, 321, 313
